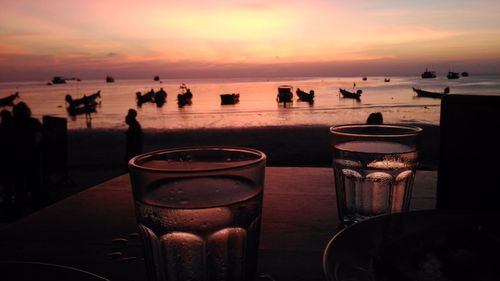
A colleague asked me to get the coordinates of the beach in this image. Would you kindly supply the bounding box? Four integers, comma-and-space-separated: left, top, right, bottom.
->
0, 122, 439, 223
66, 123, 439, 189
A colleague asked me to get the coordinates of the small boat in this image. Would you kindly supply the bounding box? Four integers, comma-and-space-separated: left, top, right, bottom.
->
412, 87, 449, 99
154, 75, 160, 82
65, 91, 100, 116
461, 72, 469, 77
0, 92, 20, 106
447, 71, 460, 79
51, 76, 67, 84
421, 69, 437, 79
220, 93, 240, 105
384, 78, 391, 82
106, 76, 115, 83
339, 88, 362, 100
154, 88, 167, 106
295, 88, 315, 102
177, 83, 193, 106
66, 102, 97, 116
277, 85, 293, 104
136, 89, 155, 105
362, 77, 367, 81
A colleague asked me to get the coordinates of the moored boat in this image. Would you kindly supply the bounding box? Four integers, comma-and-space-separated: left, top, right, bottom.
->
177, 83, 193, 106
154, 88, 167, 106
106, 76, 115, 83
51, 76, 67, 84
220, 93, 240, 105
65, 91, 100, 116
447, 71, 460, 79
412, 87, 450, 99
295, 88, 315, 102
0, 92, 20, 106
277, 85, 293, 104
136, 89, 155, 105
339, 88, 362, 100
421, 69, 437, 79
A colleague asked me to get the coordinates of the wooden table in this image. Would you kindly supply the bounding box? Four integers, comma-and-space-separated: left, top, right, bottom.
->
0, 167, 437, 281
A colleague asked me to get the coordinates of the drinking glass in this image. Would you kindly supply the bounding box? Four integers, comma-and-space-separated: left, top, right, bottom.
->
128, 147, 266, 281
330, 124, 422, 226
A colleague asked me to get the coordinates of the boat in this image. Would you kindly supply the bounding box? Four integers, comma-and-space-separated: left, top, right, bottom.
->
154, 88, 167, 106
461, 72, 469, 77
106, 76, 115, 83
277, 85, 293, 104
177, 83, 193, 106
220, 93, 240, 105
339, 88, 362, 100
447, 71, 460, 79
362, 77, 367, 81
421, 69, 437, 79
295, 88, 315, 102
384, 78, 391, 82
65, 91, 101, 108
66, 102, 97, 116
136, 89, 155, 105
51, 76, 67, 84
0, 92, 20, 106
65, 91, 100, 116
154, 75, 160, 82
412, 87, 449, 99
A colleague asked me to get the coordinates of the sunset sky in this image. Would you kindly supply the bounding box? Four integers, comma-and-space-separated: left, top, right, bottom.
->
1, 0, 500, 81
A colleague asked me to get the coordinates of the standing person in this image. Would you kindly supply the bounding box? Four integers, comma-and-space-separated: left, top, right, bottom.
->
124, 109, 143, 170
12, 102, 44, 209
0, 110, 14, 205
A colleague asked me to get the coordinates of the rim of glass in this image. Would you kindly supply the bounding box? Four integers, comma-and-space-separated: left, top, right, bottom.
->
128, 146, 266, 173
330, 124, 422, 138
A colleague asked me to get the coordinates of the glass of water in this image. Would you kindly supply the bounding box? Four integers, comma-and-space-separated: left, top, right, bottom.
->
128, 147, 266, 281
330, 124, 422, 226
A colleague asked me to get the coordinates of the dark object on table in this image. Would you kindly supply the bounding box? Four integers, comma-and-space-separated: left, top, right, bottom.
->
323, 210, 500, 281
0, 261, 110, 280
437, 94, 500, 211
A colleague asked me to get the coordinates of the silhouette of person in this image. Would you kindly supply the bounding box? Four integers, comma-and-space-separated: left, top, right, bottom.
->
124, 109, 143, 170
366, 112, 383, 124
0, 110, 15, 204
11, 102, 44, 209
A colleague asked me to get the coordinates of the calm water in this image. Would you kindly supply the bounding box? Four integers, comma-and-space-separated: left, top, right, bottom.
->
0, 75, 499, 130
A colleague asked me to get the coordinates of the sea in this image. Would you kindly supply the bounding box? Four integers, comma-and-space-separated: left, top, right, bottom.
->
0, 75, 499, 130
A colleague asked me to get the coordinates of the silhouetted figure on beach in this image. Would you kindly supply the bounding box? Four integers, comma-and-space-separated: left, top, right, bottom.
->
124, 109, 143, 170
84, 96, 93, 128
0, 110, 15, 205
12, 102, 45, 209
366, 112, 383, 124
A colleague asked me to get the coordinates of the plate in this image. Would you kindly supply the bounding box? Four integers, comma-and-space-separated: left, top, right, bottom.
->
0, 261, 110, 281
323, 210, 500, 281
